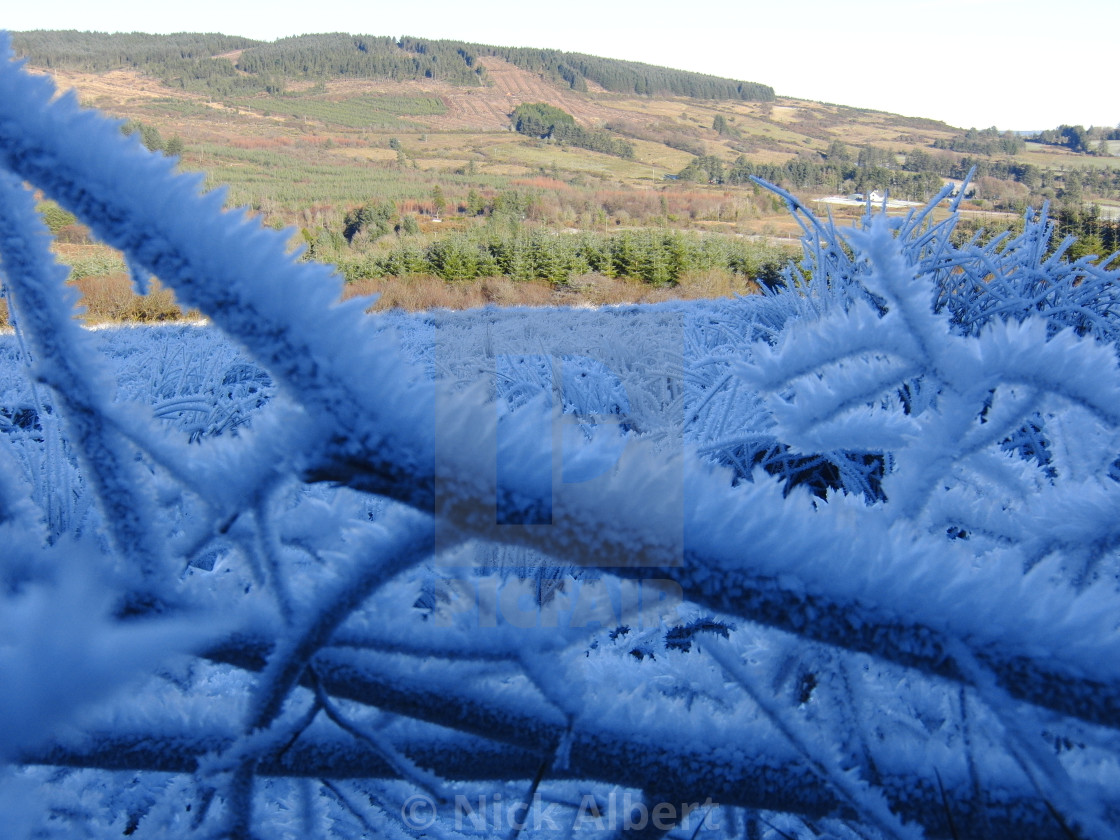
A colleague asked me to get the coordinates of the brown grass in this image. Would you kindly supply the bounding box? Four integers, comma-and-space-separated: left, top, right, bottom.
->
674, 269, 761, 299
0, 269, 761, 328
344, 275, 554, 311
69, 274, 193, 323
511, 176, 572, 192
341, 270, 761, 313
0, 275, 194, 328
227, 136, 295, 150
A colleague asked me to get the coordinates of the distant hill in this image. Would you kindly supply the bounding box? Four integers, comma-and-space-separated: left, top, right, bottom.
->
1, 30, 966, 221
11, 28, 1114, 259
10, 30, 776, 101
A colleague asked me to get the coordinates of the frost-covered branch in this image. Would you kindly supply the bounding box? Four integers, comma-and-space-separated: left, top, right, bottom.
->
2, 41, 1119, 733
0, 171, 166, 580
5, 36, 1120, 839
18, 671, 1099, 840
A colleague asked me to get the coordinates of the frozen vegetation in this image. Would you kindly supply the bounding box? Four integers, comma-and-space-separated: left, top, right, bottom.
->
2, 34, 1120, 840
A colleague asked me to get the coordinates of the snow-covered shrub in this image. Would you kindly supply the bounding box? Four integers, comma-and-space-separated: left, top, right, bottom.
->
1, 35, 1119, 840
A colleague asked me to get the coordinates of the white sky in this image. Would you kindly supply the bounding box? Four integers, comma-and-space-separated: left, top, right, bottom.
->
4, 0, 1116, 132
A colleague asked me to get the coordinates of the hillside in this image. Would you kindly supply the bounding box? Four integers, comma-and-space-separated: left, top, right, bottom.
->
11, 31, 776, 101
9, 29, 1120, 310
12, 33, 966, 212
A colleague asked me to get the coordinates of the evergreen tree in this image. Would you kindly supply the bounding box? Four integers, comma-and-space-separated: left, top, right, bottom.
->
343, 200, 396, 243
466, 189, 486, 216
163, 136, 184, 159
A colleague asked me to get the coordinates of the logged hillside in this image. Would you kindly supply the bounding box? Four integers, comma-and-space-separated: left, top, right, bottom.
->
12, 32, 968, 198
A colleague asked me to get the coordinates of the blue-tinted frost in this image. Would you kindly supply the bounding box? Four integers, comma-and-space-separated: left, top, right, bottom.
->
1, 34, 1119, 840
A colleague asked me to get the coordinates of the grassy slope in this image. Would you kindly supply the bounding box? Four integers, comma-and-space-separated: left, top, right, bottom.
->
22, 41, 1095, 315
31, 54, 962, 225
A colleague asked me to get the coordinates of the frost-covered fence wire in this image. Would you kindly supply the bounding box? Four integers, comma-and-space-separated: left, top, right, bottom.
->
2, 36, 1120, 840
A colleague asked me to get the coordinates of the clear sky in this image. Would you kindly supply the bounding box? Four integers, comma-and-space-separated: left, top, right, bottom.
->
4, 0, 1116, 132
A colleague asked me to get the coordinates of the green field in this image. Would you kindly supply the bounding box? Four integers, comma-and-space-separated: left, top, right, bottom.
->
233, 94, 448, 129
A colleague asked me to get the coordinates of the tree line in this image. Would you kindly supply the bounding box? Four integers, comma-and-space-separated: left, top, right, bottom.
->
10, 30, 266, 96
11, 30, 775, 102
9, 30, 257, 71
235, 34, 490, 88
329, 225, 791, 287
678, 152, 945, 202
511, 103, 634, 159
679, 139, 1120, 208
932, 126, 1025, 155
935, 124, 1120, 157
1051, 203, 1120, 261
1030, 123, 1120, 154
476, 43, 774, 100
119, 118, 184, 158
